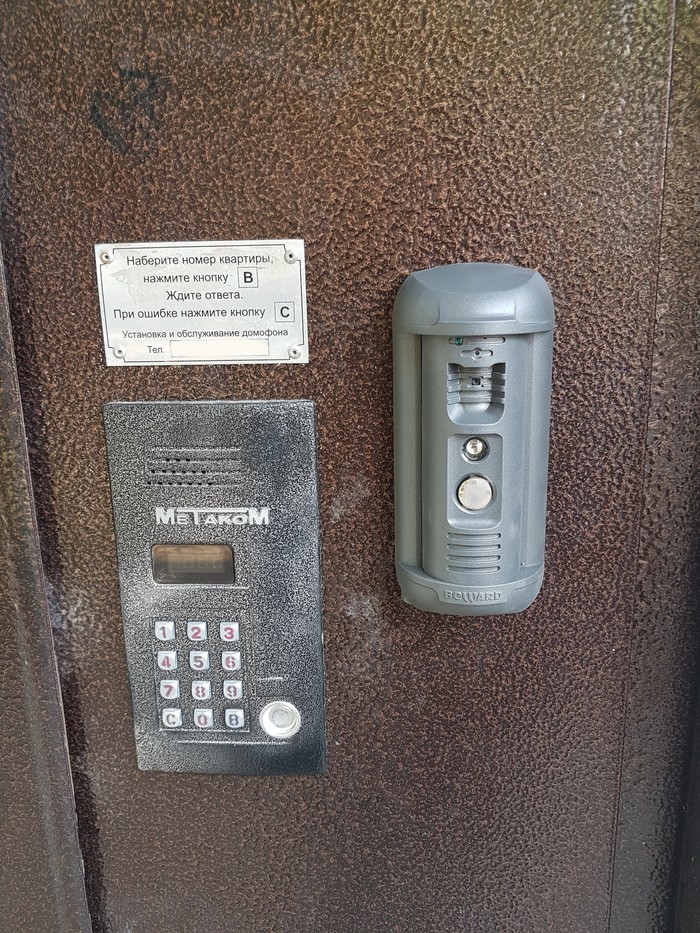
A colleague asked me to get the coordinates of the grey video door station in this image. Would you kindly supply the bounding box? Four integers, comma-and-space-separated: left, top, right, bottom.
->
393, 263, 554, 616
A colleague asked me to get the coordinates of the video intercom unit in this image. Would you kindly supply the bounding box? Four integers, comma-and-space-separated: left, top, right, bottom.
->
393, 262, 554, 616
104, 400, 325, 775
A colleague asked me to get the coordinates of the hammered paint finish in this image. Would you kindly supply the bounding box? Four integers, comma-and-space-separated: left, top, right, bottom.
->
0, 248, 91, 932
611, 3, 700, 930
675, 681, 700, 933
0, 1, 697, 932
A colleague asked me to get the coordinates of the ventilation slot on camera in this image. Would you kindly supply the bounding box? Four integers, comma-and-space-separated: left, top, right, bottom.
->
446, 532, 501, 573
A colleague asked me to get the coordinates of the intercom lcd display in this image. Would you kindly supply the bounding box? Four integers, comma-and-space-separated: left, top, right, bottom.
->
152, 544, 235, 584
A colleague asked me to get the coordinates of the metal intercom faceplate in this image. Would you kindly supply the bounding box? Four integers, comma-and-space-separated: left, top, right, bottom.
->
103, 401, 325, 775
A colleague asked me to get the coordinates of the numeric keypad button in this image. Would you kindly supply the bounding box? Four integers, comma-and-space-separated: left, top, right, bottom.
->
154, 621, 175, 641
221, 651, 241, 672
157, 651, 177, 671
162, 708, 182, 728
220, 622, 240, 642
192, 680, 211, 700
223, 680, 243, 700
190, 650, 210, 671
194, 709, 213, 729
160, 679, 180, 700
187, 621, 207, 642
225, 709, 245, 729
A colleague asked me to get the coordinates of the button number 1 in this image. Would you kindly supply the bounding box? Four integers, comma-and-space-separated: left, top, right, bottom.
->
155, 621, 175, 641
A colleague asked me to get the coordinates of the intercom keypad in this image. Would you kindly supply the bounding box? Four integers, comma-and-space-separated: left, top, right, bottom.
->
153, 619, 249, 732
104, 400, 326, 775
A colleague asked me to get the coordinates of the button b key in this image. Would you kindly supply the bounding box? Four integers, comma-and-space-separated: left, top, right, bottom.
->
225, 709, 245, 729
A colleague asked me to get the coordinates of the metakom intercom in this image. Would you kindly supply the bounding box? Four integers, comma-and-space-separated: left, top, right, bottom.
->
393, 262, 554, 616
104, 400, 325, 774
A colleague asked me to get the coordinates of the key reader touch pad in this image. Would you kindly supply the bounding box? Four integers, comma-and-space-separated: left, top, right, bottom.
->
104, 401, 325, 775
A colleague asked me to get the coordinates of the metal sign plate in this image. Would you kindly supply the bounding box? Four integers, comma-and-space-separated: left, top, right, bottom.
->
94, 239, 308, 366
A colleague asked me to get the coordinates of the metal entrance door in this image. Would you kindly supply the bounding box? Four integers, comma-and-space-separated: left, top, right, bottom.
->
0, 2, 698, 931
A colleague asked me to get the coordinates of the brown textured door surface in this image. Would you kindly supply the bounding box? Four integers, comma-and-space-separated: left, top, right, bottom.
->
0, 2, 698, 932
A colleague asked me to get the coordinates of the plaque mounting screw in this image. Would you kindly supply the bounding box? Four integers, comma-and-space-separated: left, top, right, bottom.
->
289, 346, 302, 360
284, 250, 296, 264
113, 345, 126, 359
100, 249, 114, 264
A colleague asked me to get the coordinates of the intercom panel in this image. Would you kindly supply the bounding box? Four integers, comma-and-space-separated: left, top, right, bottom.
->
103, 400, 325, 774
393, 263, 554, 616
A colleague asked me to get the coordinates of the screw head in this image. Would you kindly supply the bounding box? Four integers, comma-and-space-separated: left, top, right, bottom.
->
100, 249, 113, 264
113, 345, 126, 359
289, 346, 302, 360
284, 250, 296, 264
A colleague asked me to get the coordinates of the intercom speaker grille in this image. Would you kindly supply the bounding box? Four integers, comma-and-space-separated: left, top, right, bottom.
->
446, 532, 501, 573
145, 448, 243, 487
